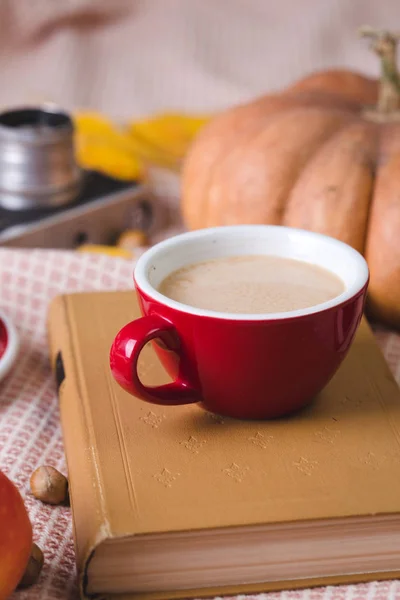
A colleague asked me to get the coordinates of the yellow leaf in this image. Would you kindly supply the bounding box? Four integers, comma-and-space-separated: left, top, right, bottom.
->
73, 110, 211, 177
75, 141, 142, 180
127, 113, 210, 169
77, 244, 133, 259
74, 112, 116, 135
74, 111, 143, 180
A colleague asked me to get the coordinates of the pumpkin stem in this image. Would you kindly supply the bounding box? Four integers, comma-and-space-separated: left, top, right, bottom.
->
360, 26, 400, 113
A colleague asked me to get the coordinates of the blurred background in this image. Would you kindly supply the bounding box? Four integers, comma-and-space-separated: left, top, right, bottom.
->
0, 0, 398, 253
0, 0, 397, 118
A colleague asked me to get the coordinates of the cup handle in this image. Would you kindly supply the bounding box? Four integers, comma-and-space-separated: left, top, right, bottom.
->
110, 315, 200, 405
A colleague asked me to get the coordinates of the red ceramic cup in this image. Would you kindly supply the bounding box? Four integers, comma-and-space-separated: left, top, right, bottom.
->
110, 225, 369, 420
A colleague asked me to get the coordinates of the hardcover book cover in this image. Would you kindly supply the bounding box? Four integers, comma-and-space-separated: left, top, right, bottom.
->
47, 291, 400, 600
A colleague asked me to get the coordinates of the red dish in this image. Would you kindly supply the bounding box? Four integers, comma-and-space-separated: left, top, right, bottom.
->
0, 319, 8, 360
0, 313, 19, 383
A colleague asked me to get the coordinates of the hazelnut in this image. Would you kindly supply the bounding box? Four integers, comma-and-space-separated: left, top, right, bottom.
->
30, 466, 69, 505
18, 543, 44, 588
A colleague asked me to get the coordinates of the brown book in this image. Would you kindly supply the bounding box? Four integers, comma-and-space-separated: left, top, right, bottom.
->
47, 291, 400, 600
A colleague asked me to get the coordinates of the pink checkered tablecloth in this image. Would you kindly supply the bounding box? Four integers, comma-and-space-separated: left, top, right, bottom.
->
1, 247, 400, 600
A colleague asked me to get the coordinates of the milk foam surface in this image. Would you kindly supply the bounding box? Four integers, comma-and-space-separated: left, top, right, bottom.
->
158, 255, 345, 314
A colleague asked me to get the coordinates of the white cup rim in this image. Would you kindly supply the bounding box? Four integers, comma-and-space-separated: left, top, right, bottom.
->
134, 225, 369, 321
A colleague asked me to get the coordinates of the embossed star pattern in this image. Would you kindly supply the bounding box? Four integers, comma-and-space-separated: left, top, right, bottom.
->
153, 468, 180, 488
140, 410, 165, 428
180, 436, 206, 454
248, 431, 273, 448
314, 427, 340, 444
293, 456, 318, 476
222, 462, 250, 482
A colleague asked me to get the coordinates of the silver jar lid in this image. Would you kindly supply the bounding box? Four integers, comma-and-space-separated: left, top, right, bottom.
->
0, 105, 82, 210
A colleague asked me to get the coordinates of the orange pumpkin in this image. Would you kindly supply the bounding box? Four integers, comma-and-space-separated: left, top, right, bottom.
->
182, 28, 400, 328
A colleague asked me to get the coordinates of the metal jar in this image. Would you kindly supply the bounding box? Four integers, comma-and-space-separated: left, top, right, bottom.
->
0, 106, 81, 210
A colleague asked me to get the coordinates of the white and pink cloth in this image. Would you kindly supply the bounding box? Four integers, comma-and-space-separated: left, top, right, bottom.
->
0, 247, 399, 599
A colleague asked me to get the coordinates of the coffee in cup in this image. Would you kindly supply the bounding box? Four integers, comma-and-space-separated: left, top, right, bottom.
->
158, 255, 345, 315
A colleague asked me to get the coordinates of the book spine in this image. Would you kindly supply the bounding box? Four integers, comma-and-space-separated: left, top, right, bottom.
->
47, 296, 109, 600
